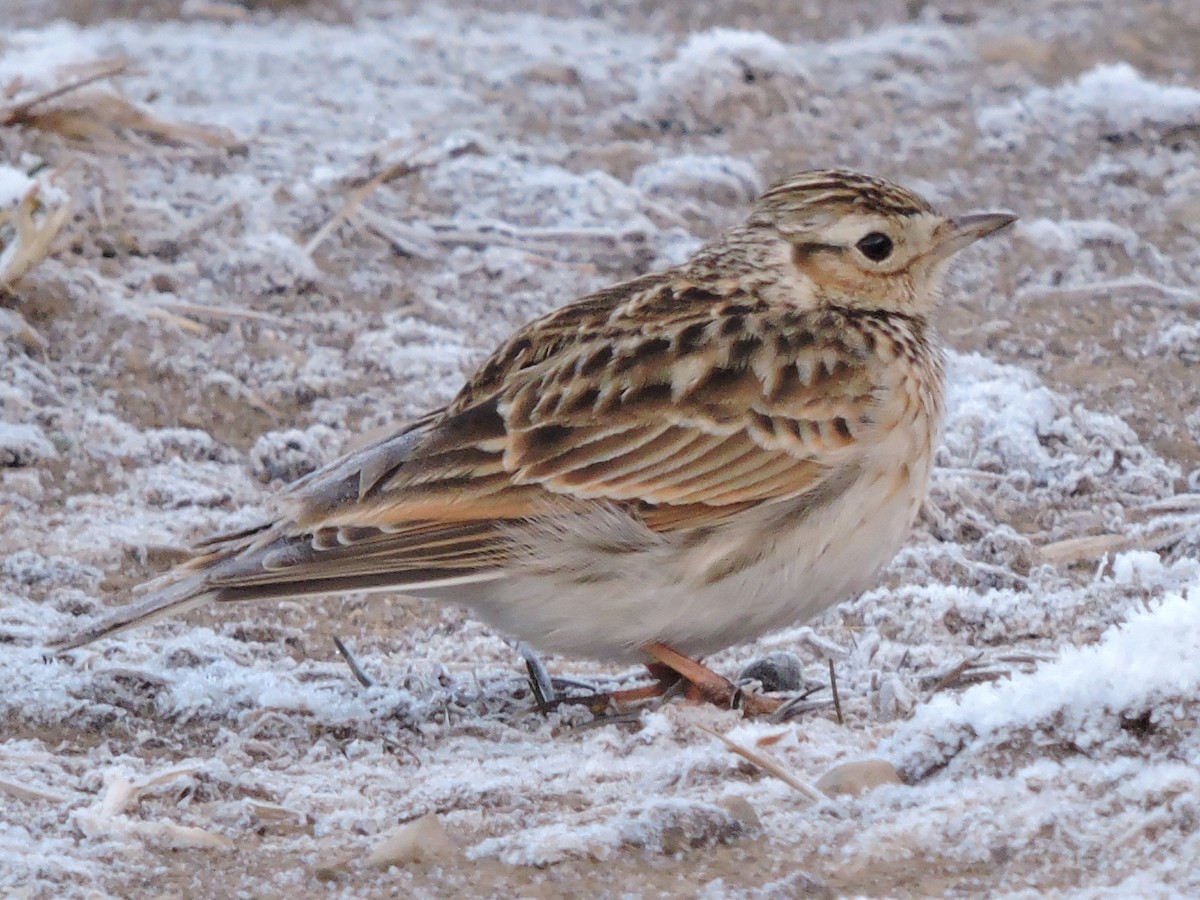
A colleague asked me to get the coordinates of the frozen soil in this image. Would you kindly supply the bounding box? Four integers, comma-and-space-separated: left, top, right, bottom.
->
1, 0, 1200, 897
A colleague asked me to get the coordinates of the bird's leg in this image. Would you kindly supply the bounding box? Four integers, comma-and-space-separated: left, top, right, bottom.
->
517, 641, 557, 706
532, 645, 783, 718
641, 641, 784, 716
604, 662, 685, 705
521, 647, 683, 713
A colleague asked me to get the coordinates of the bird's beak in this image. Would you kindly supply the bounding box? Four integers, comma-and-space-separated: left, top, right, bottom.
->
935, 212, 1018, 259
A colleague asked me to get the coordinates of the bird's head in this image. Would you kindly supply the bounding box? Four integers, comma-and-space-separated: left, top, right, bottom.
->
735, 169, 1016, 315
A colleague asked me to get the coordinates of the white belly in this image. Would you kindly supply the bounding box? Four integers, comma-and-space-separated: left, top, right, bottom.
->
453, 429, 934, 663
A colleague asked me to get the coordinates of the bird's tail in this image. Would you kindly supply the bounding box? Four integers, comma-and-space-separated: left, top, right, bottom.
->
50, 571, 216, 652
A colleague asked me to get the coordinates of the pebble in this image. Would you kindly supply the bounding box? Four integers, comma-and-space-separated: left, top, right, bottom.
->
366, 813, 456, 869
815, 759, 903, 797
739, 651, 806, 692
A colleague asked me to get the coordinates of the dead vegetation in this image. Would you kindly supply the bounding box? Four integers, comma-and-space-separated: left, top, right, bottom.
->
1, 57, 238, 149
0, 169, 70, 292
0, 54, 241, 335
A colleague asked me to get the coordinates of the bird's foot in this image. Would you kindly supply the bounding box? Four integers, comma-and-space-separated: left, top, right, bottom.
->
570, 644, 786, 717
639, 641, 785, 716
603, 661, 686, 707
526, 642, 785, 718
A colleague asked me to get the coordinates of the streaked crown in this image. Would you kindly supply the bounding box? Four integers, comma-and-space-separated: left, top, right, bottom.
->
751, 169, 937, 227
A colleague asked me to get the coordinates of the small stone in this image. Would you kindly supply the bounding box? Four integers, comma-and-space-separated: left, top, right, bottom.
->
521, 62, 581, 86
718, 795, 762, 831
366, 813, 455, 869
739, 651, 805, 692
0, 422, 57, 467
625, 800, 752, 855
815, 759, 903, 797
313, 853, 352, 881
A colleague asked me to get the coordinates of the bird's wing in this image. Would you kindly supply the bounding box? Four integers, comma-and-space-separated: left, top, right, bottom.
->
220, 285, 893, 587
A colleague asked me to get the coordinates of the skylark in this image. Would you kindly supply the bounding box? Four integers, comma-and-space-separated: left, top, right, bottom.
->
58, 169, 1015, 714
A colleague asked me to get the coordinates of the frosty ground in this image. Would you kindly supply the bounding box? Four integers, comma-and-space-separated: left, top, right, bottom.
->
2, 0, 1200, 896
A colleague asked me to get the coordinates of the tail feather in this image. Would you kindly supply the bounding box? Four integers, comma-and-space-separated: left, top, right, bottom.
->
50, 521, 510, 651
50, 572, 216, 652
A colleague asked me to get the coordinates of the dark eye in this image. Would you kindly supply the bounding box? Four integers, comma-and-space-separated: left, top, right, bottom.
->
855, 232, 893, 262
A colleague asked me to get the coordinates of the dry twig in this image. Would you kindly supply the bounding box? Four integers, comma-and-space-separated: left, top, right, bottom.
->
696, 724, 826, 803
0, 58, 132, 125
0, 180, 70, 290
303, 137, 484, 256
1016, 277, 1199, 310
828, 658, 844, 725
332, 636, 374, 688
1036, 498, 1200, 566
0, 778, 64, 804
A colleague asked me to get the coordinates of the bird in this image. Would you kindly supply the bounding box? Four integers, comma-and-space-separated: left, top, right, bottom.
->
55, 169, 1015, 715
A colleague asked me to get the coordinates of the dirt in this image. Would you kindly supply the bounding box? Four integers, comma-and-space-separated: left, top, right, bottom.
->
3, 0, 1200, 897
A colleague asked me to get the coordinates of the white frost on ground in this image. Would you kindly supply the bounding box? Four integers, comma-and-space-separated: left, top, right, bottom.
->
978, 62, 1200, 149
0, 166, 36, 209
889, 576, 1200, 768
2, 1, 1200, 897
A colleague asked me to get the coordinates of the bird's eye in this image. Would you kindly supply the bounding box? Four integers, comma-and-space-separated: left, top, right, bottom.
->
855, 232, 894, 262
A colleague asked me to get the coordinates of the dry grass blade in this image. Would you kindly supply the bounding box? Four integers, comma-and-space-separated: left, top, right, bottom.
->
1037, 519, 1200, 566
0, 778, 65, 803
793, 628, 850, 659
1, 56, 238, 149
518, 641, 556, 706
353, 207, 440, 260
918, 650, 1035, 695
97, 765, 202, 816
1016, 277, 1199, 309
769, 697, 834, 722
333, 636, 374, 688
0, 307, 47, 352
0, 57, 131, 125
354, 210, 649, 270
1139, 493, 1200, 514
303, 137, 484, 256
1037, 533, 1135, 566
412, 219, 651, 264
828, 658, 844, 725
18, 95, 238, 148
143, 306, 210, 334
153, 300, 286, 326
0, 180, 71, 289
695, 723, 827, 803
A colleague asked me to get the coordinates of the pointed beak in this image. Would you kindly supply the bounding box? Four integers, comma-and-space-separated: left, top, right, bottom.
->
936, 212, 1018, 258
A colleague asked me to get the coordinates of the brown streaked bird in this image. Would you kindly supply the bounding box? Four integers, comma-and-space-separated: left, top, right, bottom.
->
56, 169, 1015, 715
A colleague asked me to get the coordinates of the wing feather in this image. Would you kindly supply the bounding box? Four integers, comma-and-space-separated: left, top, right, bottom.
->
133, 296, 894, 603
206, 300, 890, 590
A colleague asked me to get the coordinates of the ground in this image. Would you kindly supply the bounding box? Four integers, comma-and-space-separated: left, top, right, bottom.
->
1, 0, 1200, 897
